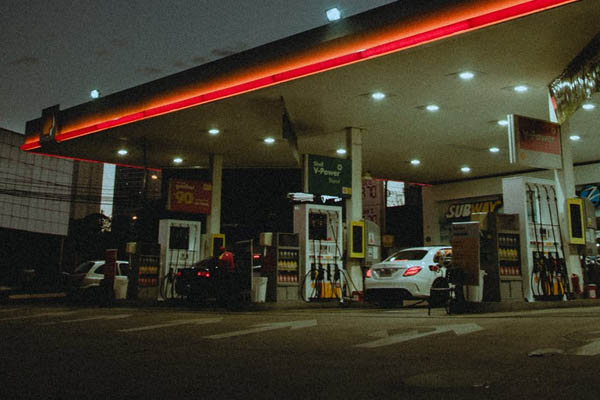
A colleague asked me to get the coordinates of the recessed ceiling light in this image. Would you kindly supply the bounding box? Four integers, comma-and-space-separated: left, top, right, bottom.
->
264, 137, 275, 144
569, 135, 581, 141
336, 148, 347, 155
497, 120, 509, 127
582, 103, 596, 111
117, 149, 128, 156
150, 174, 158, 180
489, 147, 500, 153
410, 159, 421, 166
371, 92, 386, 100
458, 71, 475, 80
173, 157, 183, 164
326, 7, 341, 21
513, 85, 529, 93
90, 89, 100, 99
208, 128, 220, 135
461, 166, 471, 173
425, 104, 439, 112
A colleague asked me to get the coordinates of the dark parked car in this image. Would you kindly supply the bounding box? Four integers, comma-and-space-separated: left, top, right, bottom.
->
174, 257, 222, 302
175, 251, 263, 304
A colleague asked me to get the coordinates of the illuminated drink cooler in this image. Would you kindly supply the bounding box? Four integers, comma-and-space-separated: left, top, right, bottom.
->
126, 242, 161, 301
263, 233, 301, 302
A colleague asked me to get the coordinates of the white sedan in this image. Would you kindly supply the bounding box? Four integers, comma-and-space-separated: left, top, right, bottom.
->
364, 246, 452, 307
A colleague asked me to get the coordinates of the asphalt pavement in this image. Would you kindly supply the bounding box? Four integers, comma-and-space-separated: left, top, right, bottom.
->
2, 303, 600, 399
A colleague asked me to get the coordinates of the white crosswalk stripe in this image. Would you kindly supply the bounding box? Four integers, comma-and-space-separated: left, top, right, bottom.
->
0, 311, 77, 321
39, 314, 133, 325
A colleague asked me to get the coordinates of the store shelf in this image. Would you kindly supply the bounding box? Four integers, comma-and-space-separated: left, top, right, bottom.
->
500, 275, 523, 281
278, 245, 299, 250
499, 229, 520, 235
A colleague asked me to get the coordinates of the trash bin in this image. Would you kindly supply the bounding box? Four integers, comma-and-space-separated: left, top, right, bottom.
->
465, 271, 486, 302
252, 277, 268, 302
114, 278, 128, 300
585, 284, 597, 299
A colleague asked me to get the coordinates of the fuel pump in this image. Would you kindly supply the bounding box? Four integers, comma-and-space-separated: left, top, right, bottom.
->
364, 220, 381, 267
568, 197, 598, 297
503, 177, 567, 302
158, 219, 202, 300
293, 204, 344, 302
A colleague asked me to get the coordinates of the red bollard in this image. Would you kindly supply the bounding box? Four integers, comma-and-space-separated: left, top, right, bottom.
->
571, 274, 581, 296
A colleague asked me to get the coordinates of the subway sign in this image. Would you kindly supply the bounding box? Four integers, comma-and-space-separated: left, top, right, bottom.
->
307, 154, 352, 198
445, 199, 502, 220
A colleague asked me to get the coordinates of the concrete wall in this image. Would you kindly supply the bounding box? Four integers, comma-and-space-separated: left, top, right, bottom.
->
70, 161, 103, 221
0, 128, 73, 236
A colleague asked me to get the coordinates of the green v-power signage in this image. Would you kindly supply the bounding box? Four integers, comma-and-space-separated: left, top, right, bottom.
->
307, 154, 352, 198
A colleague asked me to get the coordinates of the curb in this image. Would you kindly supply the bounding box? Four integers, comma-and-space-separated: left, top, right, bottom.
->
2, 290, 599, 313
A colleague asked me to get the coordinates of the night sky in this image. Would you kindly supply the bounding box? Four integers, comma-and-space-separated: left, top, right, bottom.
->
2, 0, 394, 134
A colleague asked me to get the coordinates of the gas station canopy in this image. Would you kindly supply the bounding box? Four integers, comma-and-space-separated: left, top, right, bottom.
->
22, 0, 600, 184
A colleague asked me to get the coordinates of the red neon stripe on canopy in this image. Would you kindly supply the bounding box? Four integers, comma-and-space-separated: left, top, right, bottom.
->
21, 0, 576, 151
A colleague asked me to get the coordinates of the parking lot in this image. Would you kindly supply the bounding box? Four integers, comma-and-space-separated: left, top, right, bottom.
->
2, 303, 600, 399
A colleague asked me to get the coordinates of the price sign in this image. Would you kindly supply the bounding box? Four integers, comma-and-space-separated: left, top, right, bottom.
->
104, 249, 117, 283
167, 179, 212, 214
451, 222, 480, 286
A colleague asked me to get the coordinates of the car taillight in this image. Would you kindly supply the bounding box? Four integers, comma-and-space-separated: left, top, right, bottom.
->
176, 271, 182, 277
403, 266, 422, 276
365, 268, 372, 278
197, 270, 210, 278
253, 254, 261, 260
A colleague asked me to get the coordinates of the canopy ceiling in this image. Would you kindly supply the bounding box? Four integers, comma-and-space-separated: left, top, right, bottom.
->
23, 0, 599, 184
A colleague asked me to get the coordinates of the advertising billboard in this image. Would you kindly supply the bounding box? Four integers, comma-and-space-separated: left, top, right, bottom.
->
508, 114, 562, 169
167, 179, 212, 214
307, 154, 352, 198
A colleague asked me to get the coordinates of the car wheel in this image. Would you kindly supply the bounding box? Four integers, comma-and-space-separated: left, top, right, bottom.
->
428, 278, 450, 307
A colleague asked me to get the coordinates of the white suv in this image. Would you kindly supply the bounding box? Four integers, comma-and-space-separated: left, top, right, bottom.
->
63, 260, 130, 301
364, 246, 452, 307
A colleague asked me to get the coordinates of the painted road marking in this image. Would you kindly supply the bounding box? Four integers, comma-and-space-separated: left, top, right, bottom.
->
40, 314, 132, 326
573, 332, 600, 356
119, 317, 223, 333
0, 311, 77, 321
205, 320, 317, 339
8, 293, 66, 300
355, 323, 483, 348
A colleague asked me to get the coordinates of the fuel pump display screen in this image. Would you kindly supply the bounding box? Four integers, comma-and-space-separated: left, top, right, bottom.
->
309, 213, 328, 240
569, 203, 583, 240
169, 226, 190, 250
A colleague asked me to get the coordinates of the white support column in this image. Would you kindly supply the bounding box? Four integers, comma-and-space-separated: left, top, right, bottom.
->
206, 154, 223, 255
421, 186, 440, 245
302, 154, 309, 193
549, 95, 583, 288
554, 120, 584, 285
345, 127, 364, 293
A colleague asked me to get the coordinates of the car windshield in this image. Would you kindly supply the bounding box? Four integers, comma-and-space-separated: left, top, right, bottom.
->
74, 261, 95, 273
385, 249, 428, 262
